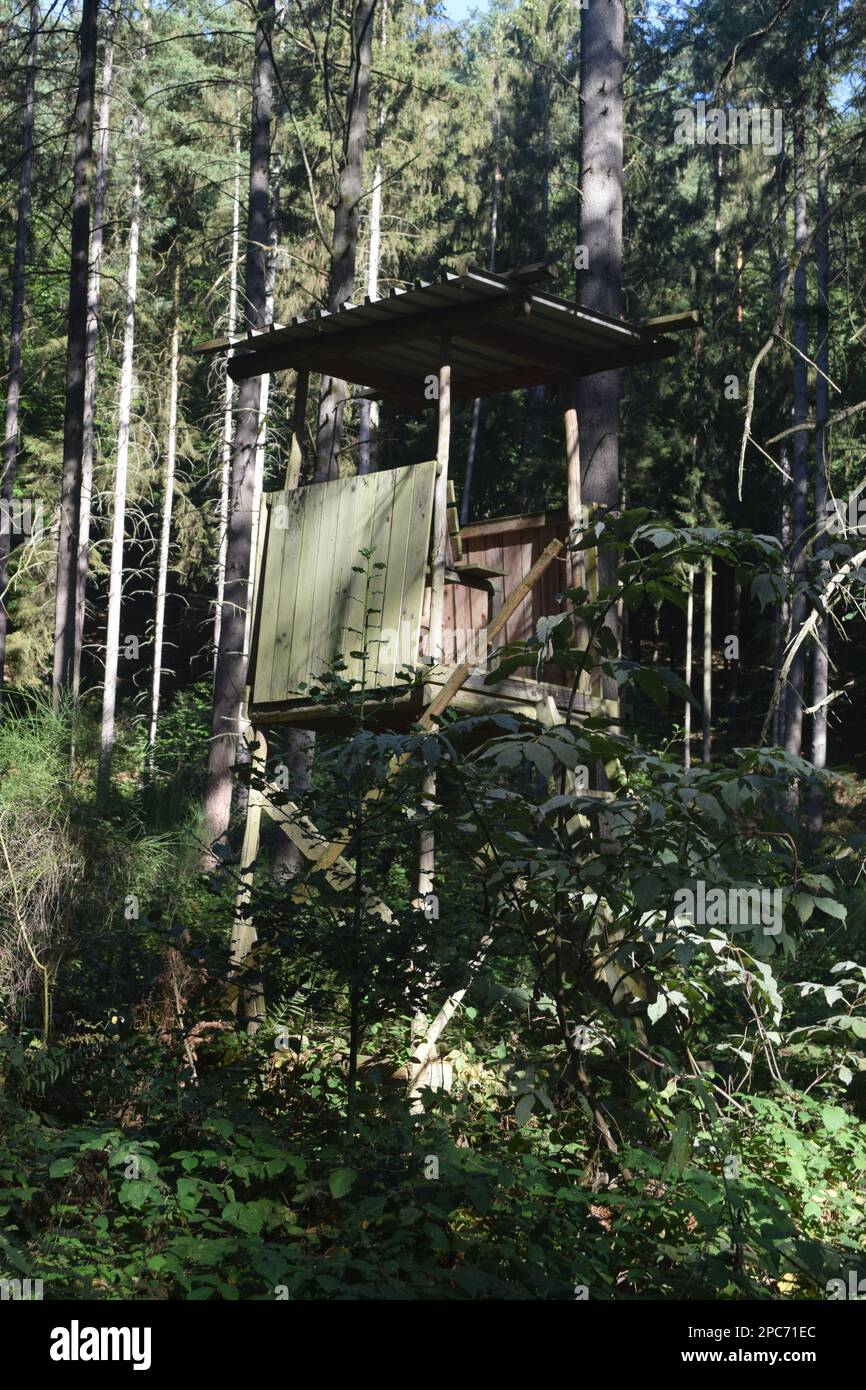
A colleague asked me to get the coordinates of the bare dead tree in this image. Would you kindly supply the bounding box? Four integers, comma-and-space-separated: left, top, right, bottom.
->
0, 0, 38, 705
203, 0, 275, 848
52, 0, 99, 709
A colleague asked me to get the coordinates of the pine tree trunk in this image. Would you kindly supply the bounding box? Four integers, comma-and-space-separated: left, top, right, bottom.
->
684, 566, 694, 768
243, 157, 280, 669
573, 0, 623, 513
809, 59, 831, 839
214, 117, 242, 667
237, 155, 280, 824
727, 571, 741, 718
573, 0, 623, 695
315, 0, 375, 482
713, 145, 723, 275
73, 0, 117, 701
782, 113, 809, 760
0, 0, 38, 704
147, 263, 181, 768
358, 0, 387, 476
770, 147, 789, 746
98, 151, 142, 799
461, 67, 501, 526
273, 4, 376, 879
702, 556, 712, 764
52, 0, 99, 709
773, 463, 792, 745
203, 0, 274, 847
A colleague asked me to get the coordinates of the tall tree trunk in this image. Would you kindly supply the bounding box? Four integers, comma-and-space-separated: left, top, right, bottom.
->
237, 154, 280, 825
461, 67, 501, 527
573, 0, 623, 694
147, 262, 181, 769
770, 148, 790, 746
98, 149, 142, 798
243, 156, 280, 667
702, 556, 712, 764
268, 368, 314, 883
773, 465, 792, 745
727, 571, 741, 718
272, 4, 376, 881
52, 0, 99, 710
782, 113, 809, 762
203, 0, 274, 847
809, 58, 831, 839
712, 145, 723, 276
73, 0, 117, 701
358, 0, 386, 476
214, 115, 242, 667
0, 0, 38, 704
684, 565, 694, 768
315, 0, 375, 483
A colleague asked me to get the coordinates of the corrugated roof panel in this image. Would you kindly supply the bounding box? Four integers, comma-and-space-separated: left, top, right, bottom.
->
214, 269, 678, 397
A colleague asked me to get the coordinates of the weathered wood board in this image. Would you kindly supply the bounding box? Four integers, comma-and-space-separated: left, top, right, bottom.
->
250, 460, 437, 710
428, 509, 599, 693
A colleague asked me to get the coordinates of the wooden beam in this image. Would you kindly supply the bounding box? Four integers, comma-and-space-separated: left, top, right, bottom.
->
563, 383, 585, 594
498, 257, 560, 285
378, 340, 681, 413
446, 479, 462, 560
229, 725, 267, 1030
460, 321, 617, 374
260, 347, 422, 400
428, 346, 452, 665
641, 309, 701, 332
261, 794, 395, 922
461, 509, 568, 538
244, 494, 270, 704
417, 342, 452, 906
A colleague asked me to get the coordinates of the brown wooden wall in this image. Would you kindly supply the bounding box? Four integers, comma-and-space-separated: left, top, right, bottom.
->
422, 510, 586, 685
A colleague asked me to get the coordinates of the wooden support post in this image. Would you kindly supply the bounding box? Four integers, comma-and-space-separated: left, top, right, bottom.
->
284, 368, 309, 491
563, 384, 585, 595
684, 564, 694, 769
427, 343, 451, 665
416, 771, 435, 907
446, 479, 462, 560
563, 384, 604, 709
417, 342, 450, 916
230, 722, 267, 1031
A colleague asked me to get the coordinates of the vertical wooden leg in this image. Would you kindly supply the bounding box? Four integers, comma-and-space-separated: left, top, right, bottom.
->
414, 345, 450, 1045
415, 771, 435, 904
230, 724, 267, 1032
411, 769, 436, 1045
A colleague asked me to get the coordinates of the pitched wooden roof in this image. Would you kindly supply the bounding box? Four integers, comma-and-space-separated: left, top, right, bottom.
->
199, 268, 681, 408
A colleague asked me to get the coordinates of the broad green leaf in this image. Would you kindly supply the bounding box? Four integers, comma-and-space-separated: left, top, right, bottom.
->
328, 1167, 357, 1199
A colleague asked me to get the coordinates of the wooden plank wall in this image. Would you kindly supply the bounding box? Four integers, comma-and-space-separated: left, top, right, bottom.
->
431, 511, 584, 685
251, 459, 437, 707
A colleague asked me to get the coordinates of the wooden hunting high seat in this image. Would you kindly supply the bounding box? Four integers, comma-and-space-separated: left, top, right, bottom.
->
200, 263, 690, 734
245, 463, 611, 731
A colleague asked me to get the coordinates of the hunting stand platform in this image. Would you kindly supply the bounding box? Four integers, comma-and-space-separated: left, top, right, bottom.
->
199, 263, 690, 1029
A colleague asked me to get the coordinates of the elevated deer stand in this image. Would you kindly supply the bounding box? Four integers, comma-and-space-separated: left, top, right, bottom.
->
200, 264, 687, 1031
